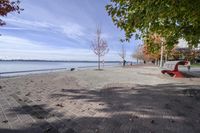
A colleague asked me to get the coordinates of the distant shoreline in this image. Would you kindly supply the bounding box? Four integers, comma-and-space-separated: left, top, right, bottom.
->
0, 59, 121, 63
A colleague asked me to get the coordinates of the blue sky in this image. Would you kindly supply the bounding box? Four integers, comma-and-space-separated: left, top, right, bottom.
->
0, 0, 142, 61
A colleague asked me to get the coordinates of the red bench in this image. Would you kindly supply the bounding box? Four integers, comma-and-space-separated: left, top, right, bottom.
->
161, 61, 189, 78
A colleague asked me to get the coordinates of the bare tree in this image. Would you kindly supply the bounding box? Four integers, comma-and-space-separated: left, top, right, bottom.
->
119, 43, 126, 66
91, 27, 109, 70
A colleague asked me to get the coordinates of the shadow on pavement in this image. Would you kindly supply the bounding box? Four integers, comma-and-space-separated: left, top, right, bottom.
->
3, 83, 200, 133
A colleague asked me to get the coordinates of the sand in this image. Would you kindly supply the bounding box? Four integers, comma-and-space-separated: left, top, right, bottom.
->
0, 65, 200, 133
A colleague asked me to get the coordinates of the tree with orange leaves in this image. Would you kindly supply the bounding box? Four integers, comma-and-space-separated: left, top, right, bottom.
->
132, 43, 160, 64
143, 33, 177, 64
142, 33, 163, 64
142, 44, 160, 62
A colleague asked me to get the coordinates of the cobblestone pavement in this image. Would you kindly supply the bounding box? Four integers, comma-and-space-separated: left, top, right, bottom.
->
0, 66, 200, 133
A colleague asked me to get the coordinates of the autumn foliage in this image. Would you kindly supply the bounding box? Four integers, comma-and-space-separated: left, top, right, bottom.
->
142, 34, 163, 61
0, 0, 23, 26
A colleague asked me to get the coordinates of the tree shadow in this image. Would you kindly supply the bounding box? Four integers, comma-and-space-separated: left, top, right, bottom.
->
10, 104, 62, 120
183, 72, 200, 78
3, 83, 200, 133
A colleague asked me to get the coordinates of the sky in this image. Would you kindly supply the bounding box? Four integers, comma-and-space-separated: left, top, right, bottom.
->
0, 0, 142, 61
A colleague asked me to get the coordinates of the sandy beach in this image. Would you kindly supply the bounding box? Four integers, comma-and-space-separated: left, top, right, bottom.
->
0, 65, 200, 133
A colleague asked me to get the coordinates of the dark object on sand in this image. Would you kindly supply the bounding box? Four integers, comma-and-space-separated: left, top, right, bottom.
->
2, 120, 8, 123
70, 68, 75, 71
170, 119, 175, 123
18, 98, 22, 101
151, 120, 155, 124
44, 127, 52, 133
25, 92, 31, 96
0, 86, 2, 89
56, 103, 64, 107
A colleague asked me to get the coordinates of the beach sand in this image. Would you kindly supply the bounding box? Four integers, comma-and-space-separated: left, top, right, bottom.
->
0, 65, 200, 133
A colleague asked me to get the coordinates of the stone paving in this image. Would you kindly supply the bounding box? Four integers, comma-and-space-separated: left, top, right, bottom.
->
0, 66, 200, 133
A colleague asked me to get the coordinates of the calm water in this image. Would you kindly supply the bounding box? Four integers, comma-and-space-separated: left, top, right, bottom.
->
0, 61, 120, 76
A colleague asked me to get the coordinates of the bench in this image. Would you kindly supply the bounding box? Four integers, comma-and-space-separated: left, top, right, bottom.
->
161, 61, 189, 78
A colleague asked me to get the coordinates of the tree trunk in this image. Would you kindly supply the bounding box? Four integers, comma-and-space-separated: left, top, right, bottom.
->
98, 55, 100, 70
160, 44, 164, 67
156, 60, 157, 66
165, 54, 168, 63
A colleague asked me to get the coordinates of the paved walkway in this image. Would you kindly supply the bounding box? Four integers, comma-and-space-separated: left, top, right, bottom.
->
0, 66, 200, 133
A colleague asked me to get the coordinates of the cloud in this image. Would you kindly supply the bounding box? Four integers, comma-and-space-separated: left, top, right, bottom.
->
61, 23, 85, 40
0, 48, 132, 61
5, 18, 53, 30
5, 17, 87, 40
0, 35, 124, 61
0, 35, 47, 50
0, 35, 89, 60
0, 27, 26, 30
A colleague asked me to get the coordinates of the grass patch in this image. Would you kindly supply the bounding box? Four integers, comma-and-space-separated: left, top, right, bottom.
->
192, 63, 200, 67
94, 69, 104, 71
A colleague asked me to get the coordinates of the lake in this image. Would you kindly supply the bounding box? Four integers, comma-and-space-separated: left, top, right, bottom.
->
0, 60, 120, 77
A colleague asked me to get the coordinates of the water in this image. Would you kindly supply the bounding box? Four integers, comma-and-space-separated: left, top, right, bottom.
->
0, 60, 120, 77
